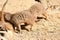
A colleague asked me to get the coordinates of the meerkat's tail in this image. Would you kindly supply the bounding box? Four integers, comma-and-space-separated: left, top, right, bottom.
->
1, 0, 8, 12
1, 0, 8, 21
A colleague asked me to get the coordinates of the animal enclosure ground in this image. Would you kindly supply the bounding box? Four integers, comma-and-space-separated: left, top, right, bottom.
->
0, 0, 60, 40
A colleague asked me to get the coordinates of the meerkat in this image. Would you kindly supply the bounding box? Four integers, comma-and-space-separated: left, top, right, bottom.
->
0, 0, 14, 32
29, 2, 48, 20
4, 2, 48, 33
0, 0, 8, 30
4, 10, 38, 32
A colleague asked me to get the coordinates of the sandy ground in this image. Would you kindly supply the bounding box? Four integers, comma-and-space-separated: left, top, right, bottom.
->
0, 0, 60, 40
0, 0, 36, 13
